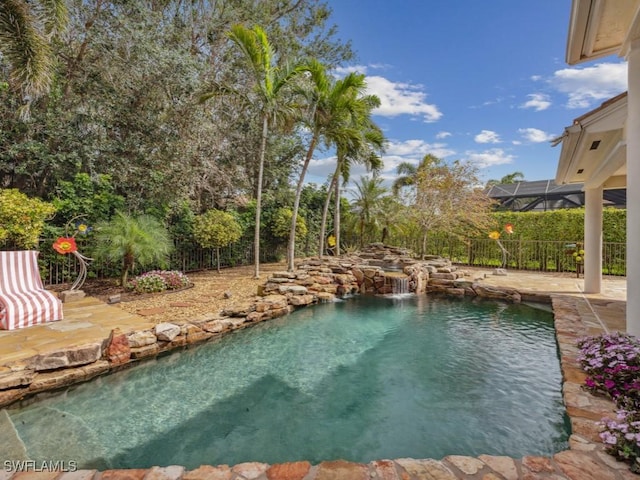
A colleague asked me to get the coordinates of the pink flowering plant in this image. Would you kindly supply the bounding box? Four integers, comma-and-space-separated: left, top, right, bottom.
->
577, 332, 640, 470
578, 332, 640, 409
600, 410, 640, 467
126, 270, 191, 294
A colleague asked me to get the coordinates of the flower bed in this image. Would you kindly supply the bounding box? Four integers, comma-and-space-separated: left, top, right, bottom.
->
577, 332, 640, 471
126, 270, 191, 294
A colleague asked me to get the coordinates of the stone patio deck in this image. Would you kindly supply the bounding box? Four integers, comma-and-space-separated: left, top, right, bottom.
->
0, 267, 632, 480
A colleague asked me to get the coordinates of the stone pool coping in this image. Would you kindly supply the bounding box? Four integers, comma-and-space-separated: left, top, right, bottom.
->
0, 286, 634, 479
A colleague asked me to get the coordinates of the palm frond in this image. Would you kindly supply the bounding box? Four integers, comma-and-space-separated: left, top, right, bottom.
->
0, 0, 53, 98
38, 0, 68, 36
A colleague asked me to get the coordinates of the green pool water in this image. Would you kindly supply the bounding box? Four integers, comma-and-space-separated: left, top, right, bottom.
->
4, 294, 570, 469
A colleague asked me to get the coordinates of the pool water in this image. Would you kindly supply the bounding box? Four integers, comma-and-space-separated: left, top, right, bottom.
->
4, 294, 570, 469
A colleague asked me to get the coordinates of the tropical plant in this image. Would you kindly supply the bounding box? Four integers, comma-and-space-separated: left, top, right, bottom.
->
202, 24, 308, 278
287, 63, 384, 269
485, 171, 525, 188
350, 174, 388, 248
193, 209, 243, 273
318, 90, 385, 257
92, 212, 173, 286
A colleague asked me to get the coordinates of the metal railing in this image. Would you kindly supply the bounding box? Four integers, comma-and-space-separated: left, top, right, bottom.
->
23, 235, 628, 286
37, 235, 259, 286
425, 237, 626, 276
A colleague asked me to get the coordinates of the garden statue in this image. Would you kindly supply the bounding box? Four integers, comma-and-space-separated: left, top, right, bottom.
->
489, 223, 514, 272
52, 217, 93, 301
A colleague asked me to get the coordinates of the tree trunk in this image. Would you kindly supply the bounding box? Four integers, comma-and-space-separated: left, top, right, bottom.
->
216, 247, 221, 274
421, 229, 428, 258
253, 115, 268, 279
319, 165, 339, 258
121, 252, 134, 286
334, 174, 341, 256
288, 134, 318, 271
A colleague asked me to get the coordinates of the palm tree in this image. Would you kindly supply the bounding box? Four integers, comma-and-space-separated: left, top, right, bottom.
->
350, 174, 388, 248
92, 212, 173, 286
286, 63, 377, 270
392, 154, 441, 197
202, 24, 307, 278
317, 93, 385, 257
0, 0, 67, 106
485, 171, 525, 188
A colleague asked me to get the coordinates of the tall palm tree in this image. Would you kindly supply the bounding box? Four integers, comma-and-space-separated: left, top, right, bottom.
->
202, 24, 307, 278
318, 92, 385, 257
0, 0, 67, 104
350, 174, 388, 248
286, 63, 375, 270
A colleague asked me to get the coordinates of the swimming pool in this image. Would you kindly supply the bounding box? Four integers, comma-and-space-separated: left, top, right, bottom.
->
3, 294, 569, 469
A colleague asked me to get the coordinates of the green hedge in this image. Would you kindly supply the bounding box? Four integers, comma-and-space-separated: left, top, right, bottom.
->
489, 208, 626, 243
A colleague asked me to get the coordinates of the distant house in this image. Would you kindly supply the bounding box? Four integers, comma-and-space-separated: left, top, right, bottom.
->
485, 179, 626, 211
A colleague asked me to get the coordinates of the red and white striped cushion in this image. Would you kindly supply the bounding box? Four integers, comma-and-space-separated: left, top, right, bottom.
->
0, 250, 63, 330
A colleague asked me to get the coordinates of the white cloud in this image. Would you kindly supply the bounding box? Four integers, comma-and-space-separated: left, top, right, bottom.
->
333, 65, 369, 75
435, 131, 451, 139
463, 148, 515, 168
530, 75, 542, 81
521, 93, 551, 111
384, 139, 454, 159
550, 62, 627, 109
474, 130, 501, 144
306, 139, 456, 188
332, 64, 442, 123
365, 76, 442, 122
518, 128, 555, 143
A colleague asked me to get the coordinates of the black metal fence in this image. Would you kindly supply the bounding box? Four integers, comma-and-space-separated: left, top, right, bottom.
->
425, 237, 626, 276
29, 235, 627, 286
37, 235, 260, 286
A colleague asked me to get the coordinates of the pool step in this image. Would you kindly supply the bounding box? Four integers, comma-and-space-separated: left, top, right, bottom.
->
0, 409, 30, 461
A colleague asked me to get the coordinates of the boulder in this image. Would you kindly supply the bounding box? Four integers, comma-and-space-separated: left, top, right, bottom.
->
155, 323, 181, 342
105, 328, 131, 365
34, 343, 102, 371
128, 330, 157, 348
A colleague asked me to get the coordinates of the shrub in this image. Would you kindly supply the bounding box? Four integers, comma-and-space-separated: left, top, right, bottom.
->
193, 209, 243, 273
0, 189, 56, 248
126, 270, 190, 294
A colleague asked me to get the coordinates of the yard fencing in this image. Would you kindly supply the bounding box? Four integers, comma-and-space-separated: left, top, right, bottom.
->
424, 237, 626, 276
33, 236, 627, 286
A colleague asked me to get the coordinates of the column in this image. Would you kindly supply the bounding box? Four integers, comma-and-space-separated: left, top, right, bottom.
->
627, 39, 640, 337
583, 186, 602, 293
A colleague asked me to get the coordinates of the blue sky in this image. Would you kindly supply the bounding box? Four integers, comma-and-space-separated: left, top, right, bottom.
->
306, 0, 628, 188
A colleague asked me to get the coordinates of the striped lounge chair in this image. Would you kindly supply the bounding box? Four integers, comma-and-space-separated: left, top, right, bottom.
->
0, 250, 63, 330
